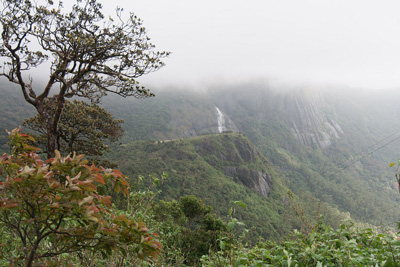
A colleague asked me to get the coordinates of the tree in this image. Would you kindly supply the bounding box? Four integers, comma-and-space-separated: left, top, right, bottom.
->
153, 196, 226, 265
179, 195, 213, 230
23, 99, 123, 162
0, 0, 169, 158
0, 128, 161, 266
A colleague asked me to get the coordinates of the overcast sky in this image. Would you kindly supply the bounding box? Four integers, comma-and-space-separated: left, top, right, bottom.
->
72, 1, 400, 89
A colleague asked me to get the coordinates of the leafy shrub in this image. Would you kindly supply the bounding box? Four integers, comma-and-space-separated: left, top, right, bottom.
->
0, 128, 161, 266
202, 221, 400, 266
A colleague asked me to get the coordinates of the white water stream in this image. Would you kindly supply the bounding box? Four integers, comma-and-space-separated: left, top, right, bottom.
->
216, 107, 226, 133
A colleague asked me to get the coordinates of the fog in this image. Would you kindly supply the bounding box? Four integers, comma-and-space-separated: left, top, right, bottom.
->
3, 0, 400, 91
100, 0, 400, 90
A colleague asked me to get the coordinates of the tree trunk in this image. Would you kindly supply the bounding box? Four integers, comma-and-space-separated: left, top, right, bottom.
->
46, 125, 58, 159
34, 95, 66, 158
25, 244, 38, 267
36, 100, 60, 159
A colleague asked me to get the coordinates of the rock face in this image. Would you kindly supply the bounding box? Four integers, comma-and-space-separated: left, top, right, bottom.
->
212, 86, 343, 149
284, 89, 343, 149
224, 166, 272, 197
110, 85, 342, 150
195, 133, 273, 198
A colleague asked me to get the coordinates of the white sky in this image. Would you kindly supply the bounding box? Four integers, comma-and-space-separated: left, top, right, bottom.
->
57, 1, 400, 89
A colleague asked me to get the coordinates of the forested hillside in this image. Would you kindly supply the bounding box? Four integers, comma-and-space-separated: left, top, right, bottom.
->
2, 82, 400, 228
2, 82, 400, 265
107, 132, 349, 240
0, 84, 35, 151
99, 83, 400, 229
3, 0, 400, 265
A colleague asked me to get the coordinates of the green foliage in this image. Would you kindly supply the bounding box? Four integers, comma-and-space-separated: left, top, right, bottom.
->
64, 173, 166, 266
23, 99, 124, 166
4, 78, 400, 265
202, 221, 400, 266
213, 85, 400, 227
101, 85, 400, 228
152, 195, 227, 266
179, 195, 212, 228
107, 133, 307, 241
0, 129, 161, 266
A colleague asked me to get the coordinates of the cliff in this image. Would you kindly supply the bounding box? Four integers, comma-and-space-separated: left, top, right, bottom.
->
107, 132, 298, 239
283, 88, 343, 148
194, 133, 272, 197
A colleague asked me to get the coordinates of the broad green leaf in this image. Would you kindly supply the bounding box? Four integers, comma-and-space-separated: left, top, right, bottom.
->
233, 200, 247, 209
227, 222, 235, 231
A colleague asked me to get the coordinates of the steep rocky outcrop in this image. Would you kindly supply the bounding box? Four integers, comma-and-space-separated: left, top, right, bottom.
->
224, 166, 272, 197
284, 89, 343, 148
108, 130, 295, 239
195, 133, 273, 198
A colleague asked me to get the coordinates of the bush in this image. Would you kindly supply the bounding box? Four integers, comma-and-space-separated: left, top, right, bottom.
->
201, 221, 400, 266
0, 128, 161, 266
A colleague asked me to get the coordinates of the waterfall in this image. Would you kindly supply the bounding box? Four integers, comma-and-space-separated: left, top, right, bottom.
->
216, 107, 226, 133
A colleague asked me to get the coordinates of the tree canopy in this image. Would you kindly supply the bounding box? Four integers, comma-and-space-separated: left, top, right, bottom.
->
23, 99, 124, 161
0, 0, 169, 157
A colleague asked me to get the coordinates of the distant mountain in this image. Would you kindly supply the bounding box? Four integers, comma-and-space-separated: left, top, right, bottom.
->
2, 80, 400, 234
0, 84, 35, 152
101, 83, 400, 227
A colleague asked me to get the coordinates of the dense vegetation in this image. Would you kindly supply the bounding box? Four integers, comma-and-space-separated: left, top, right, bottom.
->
0, 129, 161, 266
2, 130, 400, 266
2, 0, 400, 265
107, 132, 351, 240
2, 83, 400, 265
100, 85, 400, 227
225, 86, 400, 227
201, 221, 400, 266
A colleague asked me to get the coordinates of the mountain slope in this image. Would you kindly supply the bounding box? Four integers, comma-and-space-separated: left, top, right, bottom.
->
101, 83, 400, 227
107, 132, 348, 240
211, 84, 400, 226
0, 84, 35, 152
2, 80, 400, 233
